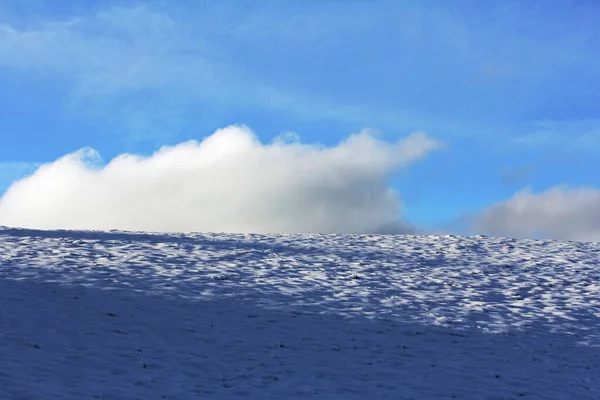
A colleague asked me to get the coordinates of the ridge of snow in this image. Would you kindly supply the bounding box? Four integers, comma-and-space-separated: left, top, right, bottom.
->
1, 228, 599, 399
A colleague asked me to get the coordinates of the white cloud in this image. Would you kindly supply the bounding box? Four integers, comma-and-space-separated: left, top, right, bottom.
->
470, 186, 600, 242
0, 125, 440, 234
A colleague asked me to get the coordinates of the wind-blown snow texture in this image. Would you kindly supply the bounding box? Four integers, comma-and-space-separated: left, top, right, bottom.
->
1, 227, 599, 399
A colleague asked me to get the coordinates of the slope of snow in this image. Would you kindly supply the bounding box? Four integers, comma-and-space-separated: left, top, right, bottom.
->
1, 227, 599, 399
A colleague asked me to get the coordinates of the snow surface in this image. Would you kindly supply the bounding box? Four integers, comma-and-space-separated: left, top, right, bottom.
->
1, 227, 599, 399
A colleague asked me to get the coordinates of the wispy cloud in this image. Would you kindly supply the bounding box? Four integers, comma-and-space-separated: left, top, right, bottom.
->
0, 125, 441, 233
0, 5, 431, 144
1, 6, 222, 144
3, 2, 598, 146
513, 119, 600, 151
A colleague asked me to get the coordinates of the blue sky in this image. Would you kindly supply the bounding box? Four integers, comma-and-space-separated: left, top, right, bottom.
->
1, 0, 599, 239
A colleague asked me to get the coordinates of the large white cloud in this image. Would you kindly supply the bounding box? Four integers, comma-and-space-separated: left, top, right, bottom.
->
0, 125, 440, 234
470, 186, 600, 242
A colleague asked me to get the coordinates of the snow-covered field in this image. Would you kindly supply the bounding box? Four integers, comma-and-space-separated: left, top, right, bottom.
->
1, 227, 599, 399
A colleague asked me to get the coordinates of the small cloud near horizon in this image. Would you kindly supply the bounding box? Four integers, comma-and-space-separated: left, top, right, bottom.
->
0, 125, 440, 234
468, 186, 600, 242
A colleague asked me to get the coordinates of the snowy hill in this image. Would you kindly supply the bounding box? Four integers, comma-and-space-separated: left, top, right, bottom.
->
1, 227, 599, 399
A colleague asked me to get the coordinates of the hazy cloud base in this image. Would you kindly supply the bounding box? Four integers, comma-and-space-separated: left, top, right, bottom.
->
0, 125, 440, 234
470, 186, 600, 242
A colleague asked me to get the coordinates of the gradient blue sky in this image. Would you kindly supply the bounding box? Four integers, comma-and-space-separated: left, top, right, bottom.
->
1, 0, 599, 239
